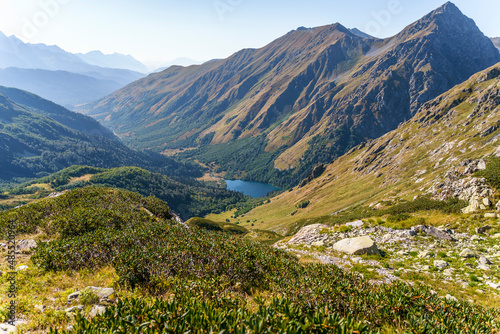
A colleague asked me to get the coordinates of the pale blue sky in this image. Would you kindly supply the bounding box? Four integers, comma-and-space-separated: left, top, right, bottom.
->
0, 0, 498, 64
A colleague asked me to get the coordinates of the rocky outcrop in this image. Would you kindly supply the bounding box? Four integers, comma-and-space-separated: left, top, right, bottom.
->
299, 164, 326, 188
287, 224, 329, 245
332, 236, 380, 255
411, 225, 456, 241
431, 159, 494, 214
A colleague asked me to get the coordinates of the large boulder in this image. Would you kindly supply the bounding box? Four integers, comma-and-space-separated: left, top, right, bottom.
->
332, 236, 380, 255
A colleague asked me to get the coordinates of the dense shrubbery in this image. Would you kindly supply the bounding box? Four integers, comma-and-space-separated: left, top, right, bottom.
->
3, 187, 498, 332
187, 217, 249, 235
0, 187, 170, 238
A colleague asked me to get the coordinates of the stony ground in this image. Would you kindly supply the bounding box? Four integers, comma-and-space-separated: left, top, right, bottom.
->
275, 219, 500, 305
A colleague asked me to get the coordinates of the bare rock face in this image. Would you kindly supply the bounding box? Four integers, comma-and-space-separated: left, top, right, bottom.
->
431, 159, 494, 214
411, 225, 455, 241
332, 236, 380, 255
288, 224, 329, 245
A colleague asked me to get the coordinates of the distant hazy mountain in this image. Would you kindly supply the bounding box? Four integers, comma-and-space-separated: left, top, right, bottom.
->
149, 58, 204, 72
77, 51, 149, 73
0, 87, 202, 182
492, 37, 500, 51
79, 2, 500, 189
0, 32, 145, 107
348, 28, 373, 39
0, 68, 127, 108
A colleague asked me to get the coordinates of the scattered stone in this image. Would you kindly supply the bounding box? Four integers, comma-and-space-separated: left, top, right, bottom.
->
345, 220, 364, 228
65, 305, 83, 315
288, 224, 329, 245
434, 260, 448, 270
68, 287, 115, 303
470, 235, 481, 241
445, 294, 458, 302
311, 241, 325, 247
477, 264, 490, 270
411, 225, 455, 241
479, 256, 492, 265
476, 289, 485, 294
421, 265, 431, 271
484, 213, 496, 218
486, 281, 500, 289
491, 233, 500, 239
443, 268, 454, 276
418, 251, 432, 258
332, 236, 380, 255
34, 304, 46, 312
396, 250, 409, 256
16, 265, 28, 271
459, 248, 477, 258
16, 239, 37, 251
89, 305, 106, 318
0, 321, 26, 334
483, 198, 491, 207
476, 225, 492, 234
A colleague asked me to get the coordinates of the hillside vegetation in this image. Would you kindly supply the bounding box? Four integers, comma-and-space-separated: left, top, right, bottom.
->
0, 165, 247, 220
0, 88, 203, 187
1, 187, 499, 333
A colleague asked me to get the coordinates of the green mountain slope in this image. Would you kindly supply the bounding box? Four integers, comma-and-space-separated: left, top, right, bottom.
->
0, 90, 202, 184
231, 62, 500, 232
79, 2, 500, 188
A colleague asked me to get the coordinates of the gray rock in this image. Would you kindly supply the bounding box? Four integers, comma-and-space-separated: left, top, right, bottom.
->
434, 260, 449, 270
477, 264, 490, 270
483, 198, 491, 207
16, 239, 37, 251
476, 225, 492, 234
332, 236, 380, 255
445, 294, 458, 302
16, 265, 28, 271
483, 213, 496, 218
479, 256, 492, 265
0, 321, 26, 334
443, 268, 454, 276
34, 304, 46, 312
411, 225, 455, 241
65, 305, 83, 315
345, 220, 364, 228
459, 248, 477, 258
89, 305, 106, 318
288, 224, 329, 245
311, 241, 325, 247
68, 286, 115, 303
418, 251, 432, 258
487, 281, 500, 289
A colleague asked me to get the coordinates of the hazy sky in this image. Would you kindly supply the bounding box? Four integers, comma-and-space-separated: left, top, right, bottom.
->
0, 0, 498, 65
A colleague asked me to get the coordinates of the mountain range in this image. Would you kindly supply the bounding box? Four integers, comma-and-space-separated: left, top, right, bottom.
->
78, 2, 500, 189
236, 61, 500, 232
0, 32, 147, 107
0, 86, 200, 184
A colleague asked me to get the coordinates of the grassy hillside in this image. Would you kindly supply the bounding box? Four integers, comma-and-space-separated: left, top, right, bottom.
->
0, 165, 247, 220
215, 62, 500, 233
1, 187, 498, 333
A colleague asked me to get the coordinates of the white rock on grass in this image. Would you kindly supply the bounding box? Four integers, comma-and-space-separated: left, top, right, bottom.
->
68, 287, 115, 303
445, 294, 458, 302
332, 236, 380, 255
459, 249, 477, 258
479, 256, 492, 265
89, 305, 106, 318
345, 220, 364, 228
434, 260, 448, 270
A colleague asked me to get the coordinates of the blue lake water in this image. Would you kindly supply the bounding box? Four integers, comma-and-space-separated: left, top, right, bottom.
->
225, 180, 280, 198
